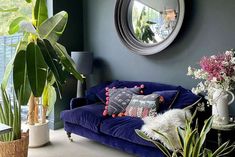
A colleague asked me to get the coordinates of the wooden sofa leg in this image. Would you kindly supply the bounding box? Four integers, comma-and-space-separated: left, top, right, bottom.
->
67, 132, 73, 142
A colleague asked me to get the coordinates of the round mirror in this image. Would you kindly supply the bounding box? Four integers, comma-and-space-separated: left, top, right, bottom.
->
115, 0, 185, 55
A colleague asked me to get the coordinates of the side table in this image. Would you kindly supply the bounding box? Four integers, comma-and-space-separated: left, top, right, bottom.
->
0, 123, 12, 135
212, 122, 235, 147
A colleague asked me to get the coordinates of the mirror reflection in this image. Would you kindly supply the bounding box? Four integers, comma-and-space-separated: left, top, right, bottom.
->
129, 0, 179, 44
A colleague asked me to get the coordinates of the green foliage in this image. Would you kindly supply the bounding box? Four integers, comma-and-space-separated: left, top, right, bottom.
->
0, 0, 33, 35
3, 0, 83, 105
135, 114, 235, 157
133, 7, 156, 43
0, 86, 21, 141
34, 0, 48, 27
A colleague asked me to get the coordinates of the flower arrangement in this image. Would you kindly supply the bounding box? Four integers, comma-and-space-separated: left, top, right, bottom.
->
187, 50, 235, 104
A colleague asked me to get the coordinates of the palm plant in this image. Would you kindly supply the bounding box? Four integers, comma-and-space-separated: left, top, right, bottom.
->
3, 0, 83, 126
136, 112, 235, 157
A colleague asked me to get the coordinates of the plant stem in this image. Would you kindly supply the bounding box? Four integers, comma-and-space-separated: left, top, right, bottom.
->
28, 93, 35, 125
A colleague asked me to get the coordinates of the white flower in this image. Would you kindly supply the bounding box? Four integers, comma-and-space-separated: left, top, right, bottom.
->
210, 55, 216, 59
187, 66, 194, 76
225, 50, 234, 56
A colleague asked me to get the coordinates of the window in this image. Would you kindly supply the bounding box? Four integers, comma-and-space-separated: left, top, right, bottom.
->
0, 0, 52, 100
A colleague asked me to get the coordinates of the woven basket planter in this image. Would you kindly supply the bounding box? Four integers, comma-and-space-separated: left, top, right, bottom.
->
0, 132, 29, 157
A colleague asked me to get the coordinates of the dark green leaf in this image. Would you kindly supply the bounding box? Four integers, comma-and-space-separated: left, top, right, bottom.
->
26, 42, 47, 97
39, 11, 68, 43
13, 50, 31, 105
25, 0, 32, 3
37, 39, 66, 85
54, 43, 83, 82
34, 0, 48, 27
8, 17, 27, 35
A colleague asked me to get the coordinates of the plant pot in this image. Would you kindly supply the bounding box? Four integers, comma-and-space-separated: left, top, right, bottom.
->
28, 121, 49, 147
0, 132, 29, 157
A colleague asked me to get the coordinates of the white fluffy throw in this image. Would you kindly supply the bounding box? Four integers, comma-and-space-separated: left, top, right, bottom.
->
141, 109, 191, 151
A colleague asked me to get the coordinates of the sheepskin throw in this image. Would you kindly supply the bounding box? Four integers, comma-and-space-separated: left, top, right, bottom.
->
141, 109, 192, 151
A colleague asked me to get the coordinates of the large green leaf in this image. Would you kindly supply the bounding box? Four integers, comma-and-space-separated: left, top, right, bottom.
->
38, 11, 68, 43
34, 0, 48, 27
2, 54, 15, 90
54, 43, 83, 82
13, 50, 31, 105
8, 17, 27, 35
26, 42, 47, 97
37, 39, 66, 85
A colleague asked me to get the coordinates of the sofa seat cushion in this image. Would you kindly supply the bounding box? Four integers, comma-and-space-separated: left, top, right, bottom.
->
60, 103, 106, 133
100, 116, 154, 147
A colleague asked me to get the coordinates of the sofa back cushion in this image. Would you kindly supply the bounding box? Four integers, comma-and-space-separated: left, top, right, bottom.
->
85, 81, 113, 103
152, 90, 179, 112
94, 80, 201, 110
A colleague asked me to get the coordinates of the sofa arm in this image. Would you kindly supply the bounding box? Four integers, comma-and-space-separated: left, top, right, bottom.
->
70, 97, 88, 109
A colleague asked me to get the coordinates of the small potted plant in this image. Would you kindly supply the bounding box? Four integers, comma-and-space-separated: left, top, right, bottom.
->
0, 85, 29, 157
4, 0, 83, 147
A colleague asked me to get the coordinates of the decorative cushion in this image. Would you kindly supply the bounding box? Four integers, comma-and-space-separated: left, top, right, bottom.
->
103, 85, 144, 117
60, 103, 106, 133
152, 90, 179, 112
124, 93, 163, 118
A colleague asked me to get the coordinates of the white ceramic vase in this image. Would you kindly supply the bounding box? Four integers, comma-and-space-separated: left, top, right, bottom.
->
212, 88, 235, 125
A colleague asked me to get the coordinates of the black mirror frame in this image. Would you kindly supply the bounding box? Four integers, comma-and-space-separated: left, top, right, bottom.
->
114, 0, 185, 55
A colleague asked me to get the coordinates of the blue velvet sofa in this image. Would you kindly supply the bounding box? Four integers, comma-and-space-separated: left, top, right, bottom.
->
60, 80, 202, 157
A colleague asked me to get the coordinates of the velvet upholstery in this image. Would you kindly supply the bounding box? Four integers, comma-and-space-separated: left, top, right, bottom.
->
61, 103, 106, 133
61, 80, 202, 157
100, 116, 155, 147
64, 122, 164, 157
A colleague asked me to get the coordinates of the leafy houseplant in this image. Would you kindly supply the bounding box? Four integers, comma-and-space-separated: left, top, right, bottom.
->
3, 0, 82, 127
136, 112, 235, 157
2, 0, 82, 147
0, 86, 29, 157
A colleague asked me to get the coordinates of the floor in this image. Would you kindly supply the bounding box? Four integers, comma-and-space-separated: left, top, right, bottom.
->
28, 129, 135, 157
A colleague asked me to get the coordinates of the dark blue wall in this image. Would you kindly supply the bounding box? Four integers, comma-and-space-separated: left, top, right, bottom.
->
83, 0, 235, 114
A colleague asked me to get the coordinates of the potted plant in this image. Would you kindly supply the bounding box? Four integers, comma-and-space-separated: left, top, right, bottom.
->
3, 0, 83, 147
0, 86, 29, 157
135, 111, 235, 157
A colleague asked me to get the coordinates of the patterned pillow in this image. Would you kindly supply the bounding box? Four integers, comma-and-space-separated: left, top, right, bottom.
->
153, 90, 179, 112
124, 93, 162, 118
102, 85, 144, 117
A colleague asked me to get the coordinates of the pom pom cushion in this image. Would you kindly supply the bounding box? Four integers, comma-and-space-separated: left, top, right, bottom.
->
103, 85, 144, 117
124, 93, 162, 118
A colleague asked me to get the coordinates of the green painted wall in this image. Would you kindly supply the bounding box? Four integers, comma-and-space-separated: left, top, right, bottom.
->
83, 0, 235, 114
49, 0, 83, 129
